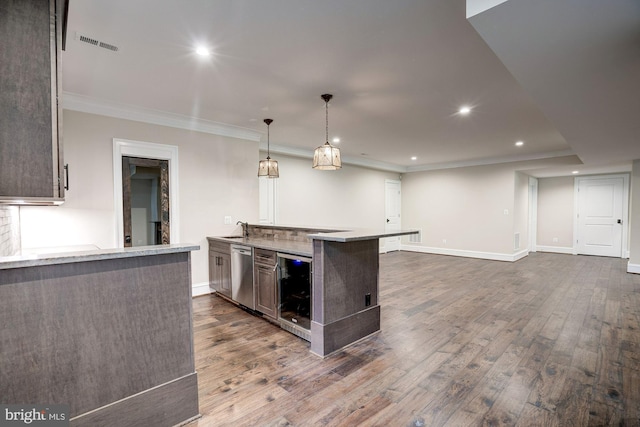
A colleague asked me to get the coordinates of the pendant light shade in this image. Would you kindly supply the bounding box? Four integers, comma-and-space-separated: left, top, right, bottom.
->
313, 94, 342, 170
258, 118, 279, 178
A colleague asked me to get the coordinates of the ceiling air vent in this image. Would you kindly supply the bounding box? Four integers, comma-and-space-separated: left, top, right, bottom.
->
75, 32, 119, 52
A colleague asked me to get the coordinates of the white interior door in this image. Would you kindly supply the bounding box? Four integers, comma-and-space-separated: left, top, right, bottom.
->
385, 179, 401, 252
576, 175, 627, 257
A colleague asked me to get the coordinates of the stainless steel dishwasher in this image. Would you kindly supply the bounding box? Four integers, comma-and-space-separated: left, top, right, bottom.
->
230, 244, 254, 309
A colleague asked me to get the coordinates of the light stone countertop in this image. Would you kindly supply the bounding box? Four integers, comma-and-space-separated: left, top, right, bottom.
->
208, 227, 419, 254
307, 228, 419, 242
208, 236, 313, 257
0, 244, 200, 270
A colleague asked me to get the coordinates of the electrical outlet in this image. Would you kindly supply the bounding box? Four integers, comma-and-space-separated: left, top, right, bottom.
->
442, 239, 447, 245
553, 237, 558, 243
224, 216, 232, 225
503, 209, 509, 215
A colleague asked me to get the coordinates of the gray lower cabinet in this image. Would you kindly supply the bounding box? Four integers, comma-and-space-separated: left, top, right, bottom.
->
254, 248, 277, 319
0, 0, 65, 203
209, 241, 231, 297
0, 250, 199, 425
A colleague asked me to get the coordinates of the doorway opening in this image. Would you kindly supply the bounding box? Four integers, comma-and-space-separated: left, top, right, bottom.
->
384, 179, 402, 252
113, 139, 179, 248
122, 157, 169, 247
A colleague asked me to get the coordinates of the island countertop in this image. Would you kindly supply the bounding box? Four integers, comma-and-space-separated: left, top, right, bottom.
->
307, 228, 419, 242
207, 236, 313, 257
208, 227, 418, 255
0, 243, 200, 270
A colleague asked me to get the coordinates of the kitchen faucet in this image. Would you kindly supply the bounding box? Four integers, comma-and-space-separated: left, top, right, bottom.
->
236, 221, 249, 237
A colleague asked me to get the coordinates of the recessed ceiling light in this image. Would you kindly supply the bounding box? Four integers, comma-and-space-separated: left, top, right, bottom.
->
572, 170, 579, 174
195, 46, 211, 56
411, 156, 417, 161
515, 141, 524, 146
332, 137, 340, 144
459, 106, 471, 115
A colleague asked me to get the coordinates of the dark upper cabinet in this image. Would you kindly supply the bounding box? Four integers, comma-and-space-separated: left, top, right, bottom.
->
0, 0, 65, 204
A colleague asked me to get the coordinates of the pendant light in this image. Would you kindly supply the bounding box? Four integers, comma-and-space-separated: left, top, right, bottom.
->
258, 118, 279, 178
312, 94, 342, 170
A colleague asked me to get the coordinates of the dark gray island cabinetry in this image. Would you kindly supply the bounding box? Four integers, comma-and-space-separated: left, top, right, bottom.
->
0, 244, 200, 427
210, 224, 418, 357
311, 238, 381, 356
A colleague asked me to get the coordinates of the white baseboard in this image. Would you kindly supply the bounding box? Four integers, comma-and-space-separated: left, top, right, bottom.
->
192, 282, 212, 297
400, 245, 529, 262
512, 249, 529, 261
536, 245, 574, 255
628, 263, 640, 274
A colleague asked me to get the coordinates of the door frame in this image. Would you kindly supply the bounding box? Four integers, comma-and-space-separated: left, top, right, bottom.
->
384, 179, 402, 252
573, 173, 629, 258
528, 176, 538, 253
113, 138, 179, 248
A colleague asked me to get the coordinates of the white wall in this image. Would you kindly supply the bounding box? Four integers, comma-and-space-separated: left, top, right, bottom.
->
536, 176, 574, 251
20, 110, 259, 290
267, 153, 400, 230
401, 163, 518, 258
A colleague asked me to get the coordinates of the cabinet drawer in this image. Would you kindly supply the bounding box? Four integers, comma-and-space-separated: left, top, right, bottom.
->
254, 248, 276, 266
208, 240, 231, 254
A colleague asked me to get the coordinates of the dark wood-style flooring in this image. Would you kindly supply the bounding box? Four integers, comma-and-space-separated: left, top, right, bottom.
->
188, 251, 640, 426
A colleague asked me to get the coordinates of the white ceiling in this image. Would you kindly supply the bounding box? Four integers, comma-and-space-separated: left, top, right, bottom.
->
61, 0, 639, 176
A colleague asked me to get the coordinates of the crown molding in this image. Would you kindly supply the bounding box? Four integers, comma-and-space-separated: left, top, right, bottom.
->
62, 92, 262, 142
405, 149, 577, 173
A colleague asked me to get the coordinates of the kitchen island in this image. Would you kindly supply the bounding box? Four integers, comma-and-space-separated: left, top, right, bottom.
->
0, 244, 200, 427
209, 224, 417, 357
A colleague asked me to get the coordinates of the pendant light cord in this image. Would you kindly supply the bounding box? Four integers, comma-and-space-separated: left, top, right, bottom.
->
325, 99, 329, 144
321, 94, 333, 145
264, 118, 273, 159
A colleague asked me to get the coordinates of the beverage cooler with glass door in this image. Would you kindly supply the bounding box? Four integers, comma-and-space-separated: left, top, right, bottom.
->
277, 253, 312, 341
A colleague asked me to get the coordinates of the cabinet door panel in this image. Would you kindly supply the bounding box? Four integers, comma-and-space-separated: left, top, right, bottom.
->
209, 253, 216, 293
209, 251, 231, 297
219, 253, 231, 296
0, 0, 62, 200
255, 264, 276, 318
